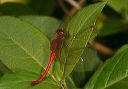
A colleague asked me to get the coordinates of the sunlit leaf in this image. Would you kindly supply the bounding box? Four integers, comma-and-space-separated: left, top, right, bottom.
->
63, 1, 107, 78
84, 44, 128, 89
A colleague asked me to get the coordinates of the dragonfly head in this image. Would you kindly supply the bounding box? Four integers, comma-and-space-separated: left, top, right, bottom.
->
56, 28, 67, 39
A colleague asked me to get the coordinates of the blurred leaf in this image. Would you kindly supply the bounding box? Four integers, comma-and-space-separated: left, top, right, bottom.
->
107, 0, 128, 19
28, 0, 55, 15
84, 44, 128, 89
63, 1, 107, 78
0, 3, 35, 16
0, 0, 29, 5
0, 71, 59, 89
20, 16, 61, 39
98, 15, 123, 36
71, 47, 102, 88
0, 72, 3, 78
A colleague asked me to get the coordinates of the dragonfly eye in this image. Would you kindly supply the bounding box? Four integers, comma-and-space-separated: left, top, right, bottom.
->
56, 28, 66, 37
59, 31, 64, 35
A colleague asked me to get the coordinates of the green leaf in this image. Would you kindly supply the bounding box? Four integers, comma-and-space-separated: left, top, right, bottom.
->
0, 16, 68, 89
107, 0, 128, 19
71, 47, 102, 87
28, 0, 55, 15
19, 16, 61, 39
0, 3, 35, 16
19, 16, 63, 81
84, 44, 128, 89
0, 60, 12, 74
0, 71, 59, 89
63, 1, 107, 78
0, 16, 56, 79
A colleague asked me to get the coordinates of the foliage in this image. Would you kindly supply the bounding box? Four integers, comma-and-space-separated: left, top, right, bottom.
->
0, 0, 128, 89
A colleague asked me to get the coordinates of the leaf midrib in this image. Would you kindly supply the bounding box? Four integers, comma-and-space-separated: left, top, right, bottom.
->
1, 31, 57, 82
66, 2, 105, 59
64, 2, 105, 77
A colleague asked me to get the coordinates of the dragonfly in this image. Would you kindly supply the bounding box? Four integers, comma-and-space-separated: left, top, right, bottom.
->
30, 25, 95, 86
31, 28, 67, 86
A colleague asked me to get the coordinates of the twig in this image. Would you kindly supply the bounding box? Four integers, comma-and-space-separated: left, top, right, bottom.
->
90, 41, 114, 56
64, 0, 85, 20
58, 0, 70, 17
66, 0, 81, 10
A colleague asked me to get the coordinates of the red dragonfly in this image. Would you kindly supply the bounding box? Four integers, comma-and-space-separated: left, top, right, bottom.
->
31, 28, 67, 86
